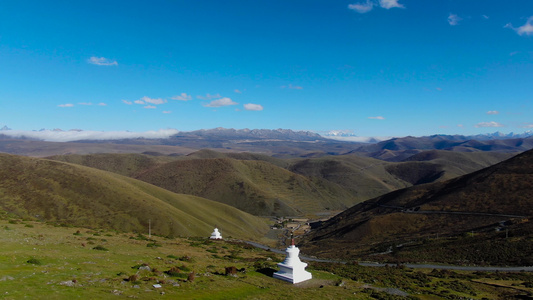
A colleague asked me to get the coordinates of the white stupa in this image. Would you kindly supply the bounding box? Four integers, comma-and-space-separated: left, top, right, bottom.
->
273, 236, 312, 284
210, 227, 222, 240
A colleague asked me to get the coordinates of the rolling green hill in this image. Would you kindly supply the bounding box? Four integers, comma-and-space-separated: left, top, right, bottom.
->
48, 153, 179, 177
387, 150, 515, 184
135, 157, 355, 216
286, 154, 411, 201
45, 150, 514, 217
0, 153, 268, 240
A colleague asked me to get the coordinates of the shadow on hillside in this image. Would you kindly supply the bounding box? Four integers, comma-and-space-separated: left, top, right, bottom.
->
256, 267, 276, 277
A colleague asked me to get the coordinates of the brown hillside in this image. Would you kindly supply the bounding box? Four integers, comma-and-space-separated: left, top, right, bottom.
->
304, 149, 533, 261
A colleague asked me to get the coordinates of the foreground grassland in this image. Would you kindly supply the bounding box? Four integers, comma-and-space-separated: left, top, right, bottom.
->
1, 217, 533, 299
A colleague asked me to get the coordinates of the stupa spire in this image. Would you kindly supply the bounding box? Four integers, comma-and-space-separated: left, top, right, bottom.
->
291, 232, 295, 246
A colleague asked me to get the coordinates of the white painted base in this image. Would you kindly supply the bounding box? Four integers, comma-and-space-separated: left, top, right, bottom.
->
273, 262, 312, 284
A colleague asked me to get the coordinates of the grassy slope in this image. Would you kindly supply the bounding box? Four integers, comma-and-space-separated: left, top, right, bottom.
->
0, 153, 268, 240
46, 150, 513, 217
48, 153, 179, 177
287, 154, 411, 202
396, 150, 516, 182
135, 157, 354, 216
1, 216, 531, 299
304, 150, 533, 263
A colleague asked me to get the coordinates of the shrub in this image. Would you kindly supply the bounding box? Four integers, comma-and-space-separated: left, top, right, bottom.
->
27, 258, 42, 265
93, 245, 109, 251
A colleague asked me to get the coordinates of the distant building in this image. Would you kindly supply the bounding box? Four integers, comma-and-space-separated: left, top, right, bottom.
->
210, 227, 222, 240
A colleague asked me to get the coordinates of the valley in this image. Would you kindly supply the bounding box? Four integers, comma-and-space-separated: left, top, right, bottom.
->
1, 131, 533, 298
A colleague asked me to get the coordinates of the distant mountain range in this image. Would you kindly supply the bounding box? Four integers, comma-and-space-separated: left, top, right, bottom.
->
3, 126, 533, 143
320, 130, 533, 141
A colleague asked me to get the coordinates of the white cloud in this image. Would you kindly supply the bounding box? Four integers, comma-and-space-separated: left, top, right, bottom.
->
520, 123, 533, 128
234, 89, 242, 94
244, 103, 264, 111
448, 13, 462, 26
77, 102, 107, 106
87, 56, 118, 66
348, 0, 403, 13
379, 0, 404, 9
0, 128, 180, 142
368, 116, 385, 120
134, 100, 145, 104
505, 16, 533, 36
144, 105, 157, 109
122, 100, 133, 105
482, 15, 489, 20
197, 93, 222, 100
171, 93, 192, 101
487, 110, 499, 115
140, 96, 166, 105
163, 111, 172, 114
58, 103, 74, 107
348, 0, 374, 13
475, 121, 504, 128
203, 97, 238, 107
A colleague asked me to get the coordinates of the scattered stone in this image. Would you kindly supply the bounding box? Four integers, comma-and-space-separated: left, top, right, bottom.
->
139, 265, 151, 271
152, 284, 162, 288
59, 280, 76, 287
133, 285, 140, 289
111, 289, 123, 295
0, 276, 14, 281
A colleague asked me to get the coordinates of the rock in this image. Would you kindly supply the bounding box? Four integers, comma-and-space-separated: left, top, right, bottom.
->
0, 276, 14, 281
111, 289, 123, 295
138, 265, 151, 271
59, 280, 76, 287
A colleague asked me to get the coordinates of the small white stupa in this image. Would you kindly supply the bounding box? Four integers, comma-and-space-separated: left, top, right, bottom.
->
210, 227, 222, 240
273, 235, 312, 284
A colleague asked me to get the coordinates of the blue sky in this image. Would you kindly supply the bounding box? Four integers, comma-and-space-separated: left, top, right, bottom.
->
1, 0, 532, 138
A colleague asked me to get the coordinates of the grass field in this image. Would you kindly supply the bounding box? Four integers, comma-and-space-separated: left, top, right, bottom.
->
2, 214, 533, 299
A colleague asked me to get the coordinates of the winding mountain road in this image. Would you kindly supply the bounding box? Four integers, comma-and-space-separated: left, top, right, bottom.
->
242, 241, 533, 272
